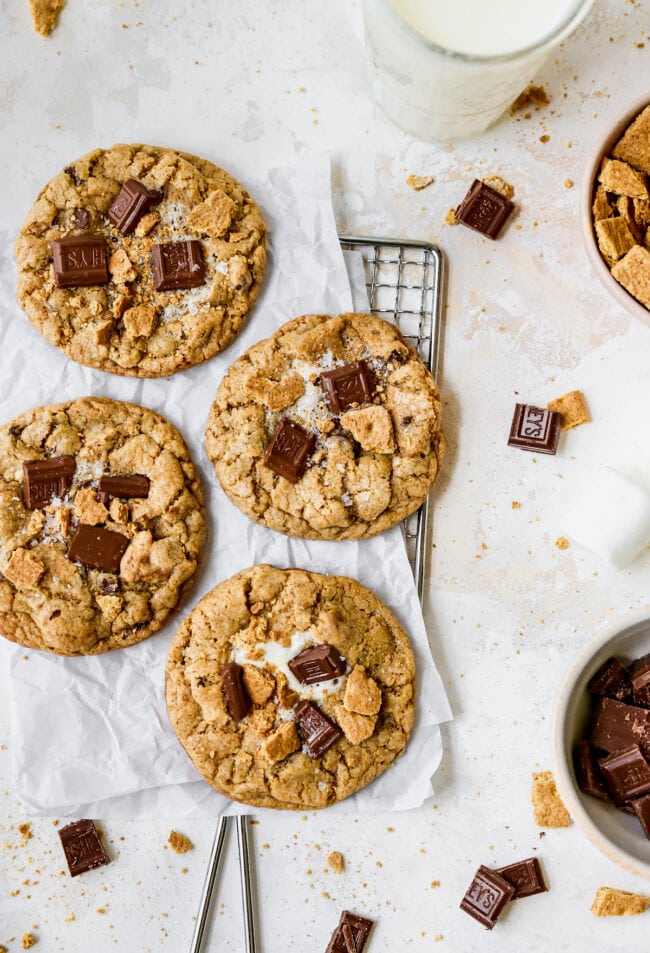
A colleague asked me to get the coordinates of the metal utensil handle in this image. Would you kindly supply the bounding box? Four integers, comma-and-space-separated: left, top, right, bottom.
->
189, 815, 230, 953
237, 814, 258, 953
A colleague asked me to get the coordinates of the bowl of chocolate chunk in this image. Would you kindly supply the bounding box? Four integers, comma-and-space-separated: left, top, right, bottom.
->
582, 95, 650, 326
554, 612, 650, 879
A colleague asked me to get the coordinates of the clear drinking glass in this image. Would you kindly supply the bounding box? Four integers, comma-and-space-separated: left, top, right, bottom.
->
362, 0, 594, 141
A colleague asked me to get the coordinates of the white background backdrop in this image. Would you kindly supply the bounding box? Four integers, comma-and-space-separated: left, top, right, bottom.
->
0, 0, 649, 950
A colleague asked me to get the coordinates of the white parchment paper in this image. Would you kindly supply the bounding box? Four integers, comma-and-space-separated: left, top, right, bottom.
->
0, 155, 451, 817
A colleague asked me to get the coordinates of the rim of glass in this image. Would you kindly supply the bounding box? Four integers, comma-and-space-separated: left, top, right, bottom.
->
376, 0, 594, 64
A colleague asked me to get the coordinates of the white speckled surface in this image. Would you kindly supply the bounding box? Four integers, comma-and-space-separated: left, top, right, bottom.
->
1, 0, 650, 949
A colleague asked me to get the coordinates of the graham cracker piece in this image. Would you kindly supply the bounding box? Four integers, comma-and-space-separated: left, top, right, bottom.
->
482, 175, 515, 200
547, 390, 591, 430
73, 487, 108, 525
334, 704, 377, 744
510, 84, 549, 113
168, 831, 193, 854
28, 0, 64, 35
186, 188, 237, 239
108, 248, 137, 283
531, 770, 570, 827
592, 185, 614, 222
406, 174, 434, 192
327, 850, 344, 873
123, 304, 157, 338
340, 406, 395, 454
599, 158, 648, 200
261, 721, 300, 763
612, 104, 650, 174
611, 245, 650, 308
343, 665, 381, 716
242, 665, 275, 704
245, 376, 305, 411
3, 548, 45, 589
616, 195, 646, 244
591, 886, 650, 917
594, 217, 637, 265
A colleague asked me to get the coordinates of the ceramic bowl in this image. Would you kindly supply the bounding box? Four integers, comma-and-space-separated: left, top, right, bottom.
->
553, 611, 650, 879
581, 94, 650, 329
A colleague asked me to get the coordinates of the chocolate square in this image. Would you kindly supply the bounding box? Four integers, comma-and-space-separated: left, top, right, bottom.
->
68, 524, 129, 574
22, 455, 76, 510
294, 700, 342, 758
288, 644, 346, 685
263, 418, 316, 483
52, 234, 109, 288
325, 911, 374, 953
460, 865, 515, 929
590, 697, 650, 756
320, 361, 375, 414
588, 657, 632, 702
455, 179, 514, 239
598, 744, 650, 804
631, 793, 650, 839
508, 403, 561, 454
97, 474, 150, 504
495, 857, 547, 899
573, 740, 611, 802
222, 662, 252, 721
632, 658, 650, 709
151, 240, 205, 291
107, 178, 157, 234
58, 819, 110, 877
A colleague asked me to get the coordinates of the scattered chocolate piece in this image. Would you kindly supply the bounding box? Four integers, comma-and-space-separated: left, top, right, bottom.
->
454, 179, 515, 239
263, 418, 316, 483
23, 455, 76, 509
67, 524, 129, 574
320, 361, 375, 414
495, 857, 548, 899
52, 234, 109, 288
151, 240, 205, 291
508, 404, 561, 455
72, 208, 91, 230
631, 657, 650, 708
108, 178, 160, 234
294, 700, 343, 758
588, 657, 632, 702
631, 793, 650, 839
573, 740, 611, 802
222, 662, 252, 721
97, 474, 150, 504
598, 745, 650, 804
288, 644, 346, 685
58, 819, 110, 877
590, 697, 650, 756
325, 911, 374, 953
460, 865, 515, 929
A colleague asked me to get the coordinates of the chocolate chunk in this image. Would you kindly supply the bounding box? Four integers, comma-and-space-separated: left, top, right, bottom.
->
573, 740, 611, 802
495, 857, 548, 899
263, 418, 316, 483
294, 700, 343, 758
67, 525, 129, 574
72, 208, 91, 230
460, 865, 515, 929
52, 234, 109, 288
588, 657, 632, 702
58, 819, 110, 877
108, 178, 159, 235
320, 361, 375, 414
598, 745, 650, 804
590, 697, 650, 756
151, 240, 205, 291
455, 179, 515, 239
288, 644, 346, 685
222, 662, 251, 721
22, 455, 76, 509
508, 403, 561, 454
631, 657, 650, 709
631, 793, 650, 839
325, 911, 374, 953
97, 474, 150, 504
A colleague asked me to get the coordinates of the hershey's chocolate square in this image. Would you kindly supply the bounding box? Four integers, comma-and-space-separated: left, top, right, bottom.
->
68, 524, 129, 574
632, 659, 650, 708
495, 857, 547, 899
590, 697, 650, 756
460, 865, 515, 929
631, 793, 650, 839
97, 474, 150, 504
508, 403, 561, 454
288, 644, 346, 685
263, 418, 316, 483
294, 700, 342, 758
588, 657, 632, 702
573, 740, 611, 802
107, 178, 157, 234
52, 234, 109, 288
58, 819, 110, 877
23, 455, 76, 509
598, 744, 650, 804
455, 179, 514, 239
325, 911, 374, 953
222, 662, 252, 721
320, 361, 375, 414
151, 240, 205, 291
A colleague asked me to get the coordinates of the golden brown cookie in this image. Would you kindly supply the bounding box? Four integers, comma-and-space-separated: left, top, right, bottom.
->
165, 565, 415, 809
0, 397, 205, 655
15, 144, 266, 377
205, 313, 444, 540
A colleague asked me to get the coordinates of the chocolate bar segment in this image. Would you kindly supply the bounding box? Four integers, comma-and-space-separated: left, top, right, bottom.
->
294, 700, 342, 758
599, 745, 650, 804
107, 178, 158, 234
320, 361, 375, 414
67, 524, 129, 573
573, 740, 611, 802
325, 911, 374, 953
151, 240, 205, 291
590, 697, 650, 755
588, 657, 632, 702
460, 865, 515, 929
631, 657, 650, 709
52, 234, 109, 288
508, 404, 561, 455
222, 662, 251, 721
58, 819, 110, 877
97, 474, 150, 504
263, 418, 316, 483
455, 179, 515, 239
23, 455, 76, 509
288, 644, 346, 685
495, 857, 547, 899
631, 793, 650, 839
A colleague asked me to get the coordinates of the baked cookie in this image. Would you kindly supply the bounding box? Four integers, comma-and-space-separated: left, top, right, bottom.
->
205, 312, 444, 540
0, 397, 205, 655
165, 565, 415, 809
15, 143, 266, 377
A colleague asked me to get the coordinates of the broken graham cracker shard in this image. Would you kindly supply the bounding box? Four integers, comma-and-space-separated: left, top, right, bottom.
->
591, 886, 650, 917
546, 390, 590, 430
460, 865, 515, 929
168, 830, 193, 854
612, 104, 650, 175
28, 0, 64, 35
531, 770, 570, 827
611, 245, 650, 310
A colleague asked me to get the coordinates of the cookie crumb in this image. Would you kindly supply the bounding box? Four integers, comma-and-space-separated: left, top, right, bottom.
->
531, 770, 571, 827
168, 831, 193, 854
22, 935, 37, 950
18, 822, 32, 843
444, 208, 458, 226
511, 84, 550, 113
591, 886, 650, 916
327, 851, 344, 873
547, 390, 591, 430
406, 174, 434, 192
555, 536, 569, 550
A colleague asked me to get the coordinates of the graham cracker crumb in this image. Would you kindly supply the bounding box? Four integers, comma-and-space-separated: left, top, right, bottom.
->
511, 501, 521, 509
434, 936, 443, 942
591, 886, 650, 916
406, 174, 434, 192
547, 390, 591, 429
0, 945, 7, 953
445, 208, 458, 226
511, 84, 550, 113
431, 880, 440, 888
540, 135, 550, 143
564, 179, 574, 188
18, 822, 32, 843
168, 831, 193, 854
555, 536, 570, 550
482, 175, 515, 200
28, 0, 64, 35
531, 770, 571, 827
327, 850, 344, 873
96, 908, 106, 915
64, 913, 75, 922
22, 935, 37, 950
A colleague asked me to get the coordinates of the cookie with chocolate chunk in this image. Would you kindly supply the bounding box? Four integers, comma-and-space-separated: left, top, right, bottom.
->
15, 143, 266, 377
165, 565, 415, 809
0, 397, 205, 654
205, 312, 444, 540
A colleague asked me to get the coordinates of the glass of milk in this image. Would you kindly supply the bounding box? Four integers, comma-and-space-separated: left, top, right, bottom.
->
362, 0, 594, 140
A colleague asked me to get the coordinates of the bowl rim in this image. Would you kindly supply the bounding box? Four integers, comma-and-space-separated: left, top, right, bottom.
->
581, 93, 650, 329
553, 608, 650, 880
